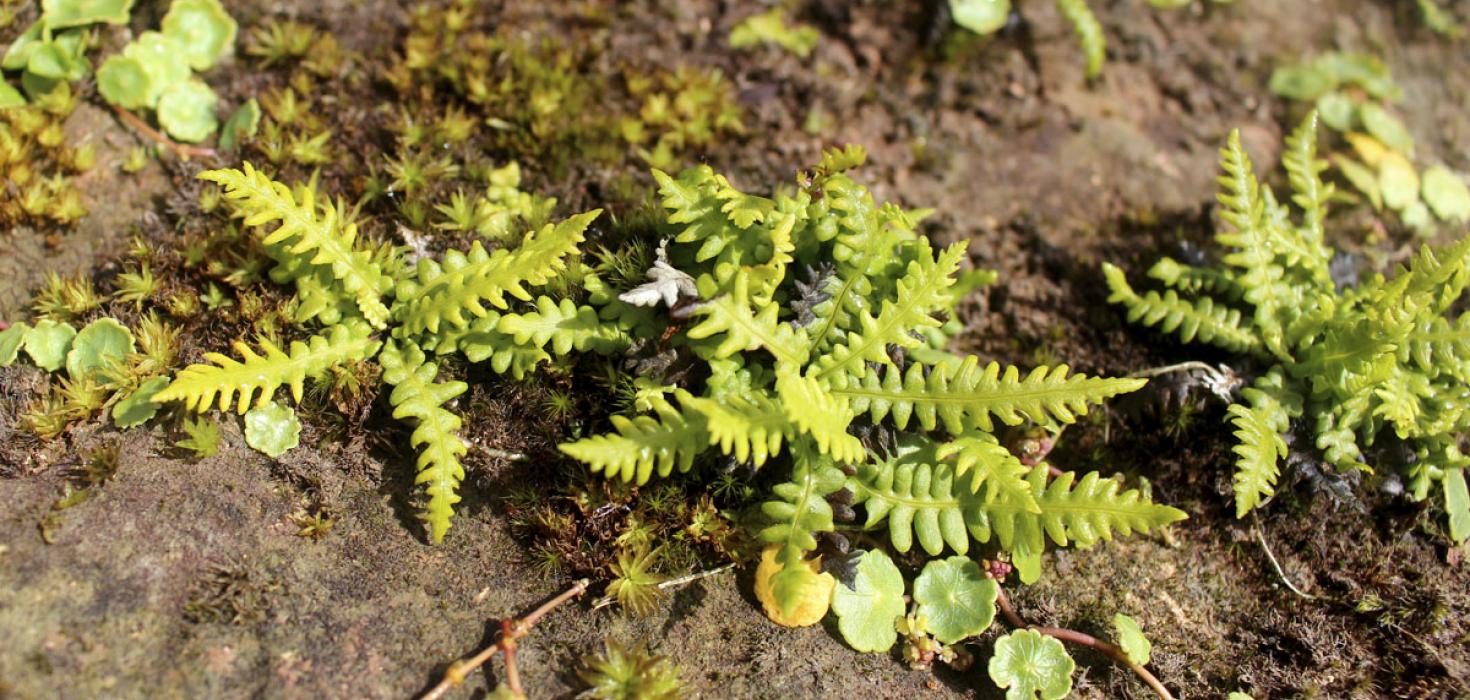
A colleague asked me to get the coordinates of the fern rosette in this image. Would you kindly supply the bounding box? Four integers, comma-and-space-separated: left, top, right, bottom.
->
1105, 112, 1470, 542
560, 145, 1185, 624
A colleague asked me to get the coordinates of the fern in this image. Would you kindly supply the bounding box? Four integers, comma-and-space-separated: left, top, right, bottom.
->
1056, 0, 1106, 79
830, 355, 1145, 435
202, 163, 391, 328
853, 440, 1185, 561
392, 211, 598, 335
380, 341, 469, 544
558, 406, 709, 485
757, 444, 846, 618
155, 166, 625, 542
1106, 113, 1470, 540
156, 322, 381, 413
1103, 263, 1261, 353
555, 149, 1167, 618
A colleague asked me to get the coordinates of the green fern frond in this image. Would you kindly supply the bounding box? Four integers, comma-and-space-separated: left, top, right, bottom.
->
380, 341, 469, 544
1147, 257, 1244, 299
393, 210, 599, 335
497, 296, 631, 356
679, 390, 790, 467
686, 274, 810, 365
934, 431, 1039, 511
758, 445, 845, 616
1214, 131, 1293, 356
832, 355, 1146, 435
1226, 372, 1298, 518
851, 451, 979, 556
1404, 312, 1470, 377
1103, 263, 1260, 353
1057, 0, 1106, 79
977, 465, 1187, 563
155, 322, 381, 413
201, 163, 391, 328
653, 166, 740, 263
559, 406, 709, 484
420, 312, 551, 379
813, 240, 964, 380
1280, 112, 1334, 284
774, 369, 865, 464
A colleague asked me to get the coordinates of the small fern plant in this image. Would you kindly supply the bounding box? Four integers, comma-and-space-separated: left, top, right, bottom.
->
559, 146, 1186, 624
1103, 112, 1470, 542
152, 162, 627, 542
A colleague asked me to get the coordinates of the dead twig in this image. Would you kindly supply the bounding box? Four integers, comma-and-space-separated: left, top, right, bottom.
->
420, 578, 590, 700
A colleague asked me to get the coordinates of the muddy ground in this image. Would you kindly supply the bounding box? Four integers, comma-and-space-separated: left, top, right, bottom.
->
2, 0, 1469, 698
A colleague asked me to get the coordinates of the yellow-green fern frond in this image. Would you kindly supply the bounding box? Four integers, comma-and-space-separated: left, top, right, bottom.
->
679, 390, 790, 467
560, 406, 709, 484
497, 296, 631, 356
774, 369, 864, 464
1057, 0, 1106, 79
380, 341, 469, 544
1104, 263, 1260, 353
831, 355, 1146, 435
201, 163, 390, 328
757, 445, 845, 618
686, 274, 810, 365
813, 241, 964, 381
393, 210, 599, 335
155, 322, 380, 413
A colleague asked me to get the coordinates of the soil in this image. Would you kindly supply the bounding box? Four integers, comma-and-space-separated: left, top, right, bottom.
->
3, 1, 1469, 699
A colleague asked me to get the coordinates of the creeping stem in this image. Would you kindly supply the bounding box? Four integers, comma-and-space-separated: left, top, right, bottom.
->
994, 585, 1175, 700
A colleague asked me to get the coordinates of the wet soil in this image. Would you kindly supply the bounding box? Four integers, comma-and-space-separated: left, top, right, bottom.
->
3, 1, 1470, 698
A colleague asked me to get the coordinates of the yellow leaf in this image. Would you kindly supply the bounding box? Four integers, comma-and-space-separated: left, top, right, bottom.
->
1344, 132, 1391, 168
753, 545, 834, 627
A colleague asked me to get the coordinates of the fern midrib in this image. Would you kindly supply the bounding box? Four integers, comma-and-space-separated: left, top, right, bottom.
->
809, 270, 864, 352
815, 268, 948, 381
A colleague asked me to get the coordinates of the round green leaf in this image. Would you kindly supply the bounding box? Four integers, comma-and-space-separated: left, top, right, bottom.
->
96, 54, 153, 110
66, 317, 135, 381
0, 322, 30, 366
949, 0, 1010, 35
244, 401, 301, 458
161, 0, 237, 71
1422, 165, 1470, 223
829, 549, 907, 653
1314, 92, 1355, 132
912, 556, 998, 644
123, 32, 189, 108
23, 320, 77, 372
1402, 200, 1433, 232
988, 629, 1076, 700
26, 42, 76, 80
2, 21, 44, 71
112, 375, 170, 428
1269, 64, 1333, 102
0, 80, 24, 108
1113, 613, 1152, 665
1359, 103, 1414, 156
218, 98, 259, 151
157, 79, 218, 143
41, 0, 134, 29
1378, 155, 1420, 212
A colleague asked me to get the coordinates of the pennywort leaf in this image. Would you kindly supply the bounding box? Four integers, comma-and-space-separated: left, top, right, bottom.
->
988, 629, 1076, 700
829, 549, 906, 653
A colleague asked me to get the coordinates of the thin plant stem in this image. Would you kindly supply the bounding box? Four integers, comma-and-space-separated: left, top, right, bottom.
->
111, 105, 219, 161
1252, 517, 1316, 600
994, 586, 1175, 700
420, 579, 590, 700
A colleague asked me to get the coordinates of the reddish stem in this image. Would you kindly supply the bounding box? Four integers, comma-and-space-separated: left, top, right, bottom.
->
994, 586, 1175, 700
419, 579, 589, 700
111, 105, 219, 161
